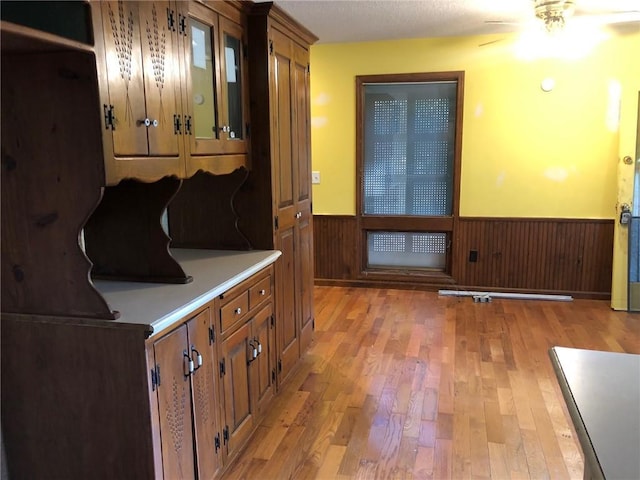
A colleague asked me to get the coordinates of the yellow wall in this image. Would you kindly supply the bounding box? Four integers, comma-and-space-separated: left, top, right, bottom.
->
310, 30, 640, 218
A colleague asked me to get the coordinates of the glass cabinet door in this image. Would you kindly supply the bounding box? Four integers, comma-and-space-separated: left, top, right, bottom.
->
190, 18, 220, 141
219, 17, 247, 154
186, 3, 223, 155
184, 2, 247, 157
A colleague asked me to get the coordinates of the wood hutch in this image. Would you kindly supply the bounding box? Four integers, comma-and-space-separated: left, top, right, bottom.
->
0, 1, 317, 479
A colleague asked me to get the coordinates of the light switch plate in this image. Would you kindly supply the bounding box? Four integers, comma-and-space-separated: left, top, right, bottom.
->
311, 171, 321, 184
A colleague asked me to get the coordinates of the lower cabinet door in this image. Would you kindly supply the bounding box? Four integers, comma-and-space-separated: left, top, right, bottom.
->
220, 321, 254, 457
187, 310, 223, 480
252, 303, 275, 415
152, 325, 196, 480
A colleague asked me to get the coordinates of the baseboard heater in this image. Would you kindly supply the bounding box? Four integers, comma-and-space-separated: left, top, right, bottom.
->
438, 290, 573, 302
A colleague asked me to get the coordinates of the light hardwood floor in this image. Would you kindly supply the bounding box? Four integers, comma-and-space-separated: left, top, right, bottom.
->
222, 286, 640, 479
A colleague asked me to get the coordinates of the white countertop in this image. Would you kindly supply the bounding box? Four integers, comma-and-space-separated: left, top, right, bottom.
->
93, 249, 281, 337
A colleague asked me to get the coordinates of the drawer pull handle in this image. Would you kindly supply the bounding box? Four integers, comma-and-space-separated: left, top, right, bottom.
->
259, 289, 266, 296
235, 307, 242, 315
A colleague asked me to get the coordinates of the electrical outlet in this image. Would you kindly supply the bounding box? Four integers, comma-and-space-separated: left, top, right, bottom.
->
311, 171, 321, 184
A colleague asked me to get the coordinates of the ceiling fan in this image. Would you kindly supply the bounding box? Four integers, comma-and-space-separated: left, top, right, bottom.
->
534, 0, 577, 32
487, 0, 640, 34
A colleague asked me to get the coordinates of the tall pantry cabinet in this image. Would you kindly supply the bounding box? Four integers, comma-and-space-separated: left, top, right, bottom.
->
241, 3, 317, 385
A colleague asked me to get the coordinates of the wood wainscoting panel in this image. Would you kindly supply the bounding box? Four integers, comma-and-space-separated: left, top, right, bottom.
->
453, 218, 614, 297
313, 215, 359, 280
313, 215, 614, 298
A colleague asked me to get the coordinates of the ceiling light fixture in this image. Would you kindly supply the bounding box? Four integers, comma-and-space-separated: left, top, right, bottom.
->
534, 0, 576, 33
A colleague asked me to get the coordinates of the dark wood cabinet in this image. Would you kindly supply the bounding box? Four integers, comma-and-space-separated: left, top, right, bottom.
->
95, 0, 186, 183
181, 1, 249, 163
1, 260, 277, 480
217, 267, 276, 460
93, 0, 250, 185
151, 308, 223, 480
1, 0, 315, 477
243, 3, 318, 385
220, 320, 254, 455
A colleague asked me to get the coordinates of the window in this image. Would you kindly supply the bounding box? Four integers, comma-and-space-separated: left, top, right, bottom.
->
356, 72, 464, 281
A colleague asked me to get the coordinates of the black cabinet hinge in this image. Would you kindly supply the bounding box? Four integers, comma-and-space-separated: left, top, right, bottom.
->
209, 326, 215, 345
103, 104, 115, 130
214, 432, 221, 452
174, 114, 182, 134
278, 358, 282, 373
178, 13, 187, 36
150, 365, 161, 391
270, 315, 274, 328
312, 318, 315, 330
184, 115, 192, 135
167, 8, 176, 31
223, 426, 229, 444
271, 368, 276, 382
219, 359, 226, 377
307, 63, 310, 74
269, 40, 273, 55
274, 216, 279, 230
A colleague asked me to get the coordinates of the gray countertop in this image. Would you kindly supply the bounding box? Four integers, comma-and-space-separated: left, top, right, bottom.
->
93, 249, 281, 337
549, 346, 640, 480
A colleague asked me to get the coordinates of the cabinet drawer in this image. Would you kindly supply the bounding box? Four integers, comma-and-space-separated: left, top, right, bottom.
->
220, 291, 249, 334
249, 276, 271, 309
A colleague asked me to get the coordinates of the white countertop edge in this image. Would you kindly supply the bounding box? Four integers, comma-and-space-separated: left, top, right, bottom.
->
149, 250, 281, 337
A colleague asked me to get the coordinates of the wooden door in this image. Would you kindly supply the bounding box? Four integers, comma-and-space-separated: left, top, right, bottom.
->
182, 1, 223, 157
251, 304, 275, 414
138, 1, 182, 157
220, 321, 254, 456
271, 28, 300, 384
292, 43, 315, 353
99, 0, 184, 183
153, 325, 196, 480
101, 1, 148, 156
186, 310, 222, 480
218, 16, 248, 154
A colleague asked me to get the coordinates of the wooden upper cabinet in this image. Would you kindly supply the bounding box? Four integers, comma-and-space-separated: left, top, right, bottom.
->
92, 0, 249, 185
180, 1, 249, 177
96, 0, 185, 184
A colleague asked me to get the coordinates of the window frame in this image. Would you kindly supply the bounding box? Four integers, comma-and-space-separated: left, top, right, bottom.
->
355, 71, 465, 283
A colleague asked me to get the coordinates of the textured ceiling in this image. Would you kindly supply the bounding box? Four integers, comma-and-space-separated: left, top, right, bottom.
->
260, 0, 640, 44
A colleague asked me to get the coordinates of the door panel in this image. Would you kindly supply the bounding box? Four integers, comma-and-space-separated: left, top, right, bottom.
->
252, 303, 275, 412
184, 1, 223, 155
186, 309, 221, 479
139, 1, 181, 156
101, 1, 148, 156
272, 30, 294, 211
153, 325, 195, 480
293, 43, 310, 206
221, 321, 253, 455
276, 225, 298, 382
298, 210, 314, 353
219, 16, 248, 154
